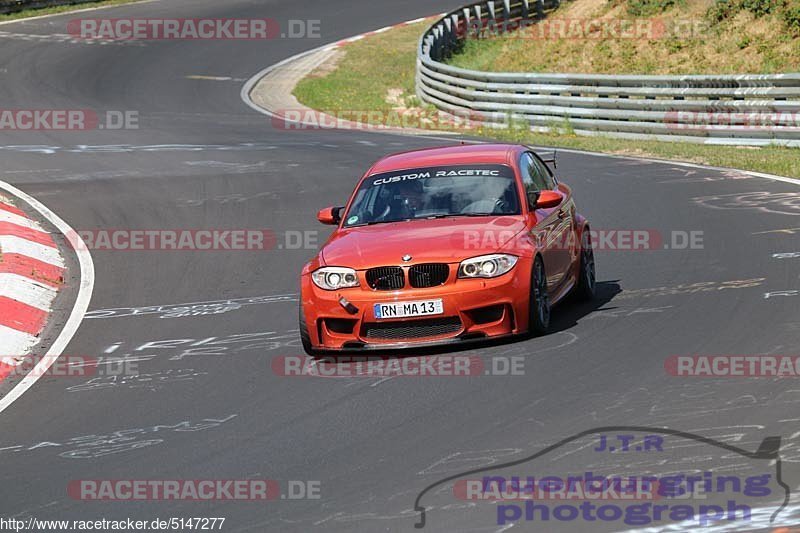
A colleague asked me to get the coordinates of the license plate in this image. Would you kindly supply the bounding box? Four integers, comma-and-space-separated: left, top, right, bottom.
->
373, 299, 444, 319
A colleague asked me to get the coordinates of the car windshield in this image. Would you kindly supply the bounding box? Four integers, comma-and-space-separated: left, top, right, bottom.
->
342, 164, 520, 227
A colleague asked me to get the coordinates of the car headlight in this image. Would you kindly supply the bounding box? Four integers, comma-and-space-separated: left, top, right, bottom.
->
311, 267, 360, 290
458, 254, 518, 279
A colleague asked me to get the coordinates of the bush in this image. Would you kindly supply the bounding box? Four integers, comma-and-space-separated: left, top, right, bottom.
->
740, 0, 786, 17
784, 5, 800, 34
708, 0, 788, 21
627, 0, 676, 16
707, 0, 739, 21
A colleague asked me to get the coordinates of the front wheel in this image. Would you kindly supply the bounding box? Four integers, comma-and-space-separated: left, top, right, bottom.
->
299, 304, 318, 356
528, 256, 551, 336
574, 228, 596, 301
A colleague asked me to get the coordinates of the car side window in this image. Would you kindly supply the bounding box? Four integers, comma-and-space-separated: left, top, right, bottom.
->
525, 153, 552, 191
520, 152, 553, 209
519, 153, 538, 209
349, 186, 378, 220
530, 154, 557, 190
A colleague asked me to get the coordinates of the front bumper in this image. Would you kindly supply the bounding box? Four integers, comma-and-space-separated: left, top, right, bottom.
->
300, 260, 532, 351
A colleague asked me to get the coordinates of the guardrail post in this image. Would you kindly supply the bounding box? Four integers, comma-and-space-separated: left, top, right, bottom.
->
521, 0, 530, 19
432, 25, 442, 60
502, 0, 511, 20
450, 13, 460, 40
443, 17, 457, 56
462, 7, 472, 37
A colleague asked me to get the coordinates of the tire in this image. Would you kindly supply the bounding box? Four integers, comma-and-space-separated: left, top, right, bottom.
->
528, 255, 551, 336
574, 228, 596, 301
299, 303, 318, 356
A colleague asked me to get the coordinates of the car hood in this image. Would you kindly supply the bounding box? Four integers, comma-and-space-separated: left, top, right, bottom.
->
320, 216, 526, 269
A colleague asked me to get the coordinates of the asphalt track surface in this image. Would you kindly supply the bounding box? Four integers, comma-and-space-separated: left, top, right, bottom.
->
1, 1, 800, 532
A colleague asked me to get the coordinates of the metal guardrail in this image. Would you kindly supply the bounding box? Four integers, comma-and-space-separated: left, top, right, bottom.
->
0, 0, 102, 15
416, 0, 800, 146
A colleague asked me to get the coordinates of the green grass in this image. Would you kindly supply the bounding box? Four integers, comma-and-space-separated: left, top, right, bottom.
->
294, 22, 423, 120
0, 0, 144, 22
292, 15, 800, 178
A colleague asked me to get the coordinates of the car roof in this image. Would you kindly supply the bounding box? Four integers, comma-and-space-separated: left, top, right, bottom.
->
366, 143, 522, 175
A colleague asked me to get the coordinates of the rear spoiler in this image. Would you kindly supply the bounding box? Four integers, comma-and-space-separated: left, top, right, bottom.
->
532, 148, 557, 169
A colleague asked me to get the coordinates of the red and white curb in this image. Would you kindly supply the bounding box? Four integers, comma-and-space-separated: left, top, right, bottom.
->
0, 198, 65, 382
0, 181, 94, 414
323, 14, 444, 51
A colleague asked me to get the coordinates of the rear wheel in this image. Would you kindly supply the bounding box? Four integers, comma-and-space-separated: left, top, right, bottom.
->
299, 304, 317, 356
574, 228, 596, 301
528, 256, 550, 336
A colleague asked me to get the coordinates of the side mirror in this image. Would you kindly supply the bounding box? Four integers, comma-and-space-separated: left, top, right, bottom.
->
535, 191, 563, 209
317, 206, 343, 225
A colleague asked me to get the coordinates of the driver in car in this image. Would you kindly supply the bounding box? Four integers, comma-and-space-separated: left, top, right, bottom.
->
374, 179, 425, 221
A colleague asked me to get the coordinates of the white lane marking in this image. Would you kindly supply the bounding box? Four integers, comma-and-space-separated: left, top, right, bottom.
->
753, 227, 800, 235
0, 235, 63, 267
2, 169, 61, 175
0, 0, 157, 26
185, 75, 246, 82
0, 209, 44, 231
0, 273, 57, 311
0, 143, 282, 155
0, 180, 94, 416
0, 324, 38, 357
773, 252, 800, 259
764, 290, 799, 299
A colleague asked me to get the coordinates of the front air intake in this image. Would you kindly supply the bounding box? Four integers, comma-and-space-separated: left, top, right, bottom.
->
366, 266, 404, 290
408, 263, 449, 288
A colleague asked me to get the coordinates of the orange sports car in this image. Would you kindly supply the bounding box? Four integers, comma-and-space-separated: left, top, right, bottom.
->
299, 143, 595, 354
